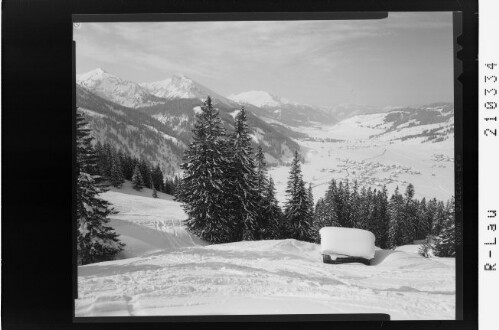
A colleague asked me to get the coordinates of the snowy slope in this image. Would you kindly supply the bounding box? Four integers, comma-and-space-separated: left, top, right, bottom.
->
101, 181, 207, 259
76, 181, 454, 319
77, 69, 163, 108
76, 239, 454, 319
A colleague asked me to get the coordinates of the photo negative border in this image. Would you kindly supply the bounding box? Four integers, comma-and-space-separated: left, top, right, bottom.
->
70, 10, 467, 324
1, 0, 477, 329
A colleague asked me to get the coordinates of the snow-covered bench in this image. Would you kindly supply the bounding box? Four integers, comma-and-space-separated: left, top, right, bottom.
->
319, 227, 375, 265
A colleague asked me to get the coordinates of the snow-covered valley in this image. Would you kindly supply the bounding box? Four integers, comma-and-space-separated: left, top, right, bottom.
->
269, 112, 454, 204
75, 182, 455, 319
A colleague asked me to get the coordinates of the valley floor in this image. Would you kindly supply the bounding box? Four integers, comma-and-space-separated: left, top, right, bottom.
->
75, 183, 455, 320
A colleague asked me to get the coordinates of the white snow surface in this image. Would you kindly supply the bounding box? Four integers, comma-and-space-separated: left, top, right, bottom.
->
320, 227, 375, 259
76, 185, 455, 319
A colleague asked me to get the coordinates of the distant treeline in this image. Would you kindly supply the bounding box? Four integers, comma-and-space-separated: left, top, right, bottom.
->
89, 142, 181, 196
313, 180, 455, 256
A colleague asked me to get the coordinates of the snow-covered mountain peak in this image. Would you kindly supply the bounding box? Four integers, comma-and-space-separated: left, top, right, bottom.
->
76, 68, 114, 85
76, 68, 162, 108
228, 90, 295, 108
141, 74, 228, 102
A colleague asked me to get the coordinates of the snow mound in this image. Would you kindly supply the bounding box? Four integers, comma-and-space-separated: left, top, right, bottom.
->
320, 227, 375, 259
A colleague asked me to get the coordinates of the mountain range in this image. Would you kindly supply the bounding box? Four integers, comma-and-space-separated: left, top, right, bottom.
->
76, 68, 454, 177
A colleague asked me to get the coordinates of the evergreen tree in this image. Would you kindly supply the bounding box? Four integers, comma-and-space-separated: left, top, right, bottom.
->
255, 145, 270, 239
323, 179, 340, 227
139, 159, 152, 189
76, 112, 99, 175
261, 176, 282, 239
312, 198, 327, 243
388, 186, 404, 248
227, 107, 260, 240
179, 97, 234, 243
109, 149, 125, 188
132, 165, 144, 191
375, 186, 390, 248
350, 180, 361, 228
307, 183, 315, 219
433, 201, 447, 236
76, 113, 123, 265
433, 197, 455, 257
283, 151, 313, 241
152, 179, 158, 198
151, 164, 164, 192
425, 198, 438, 237
401, 183, 417, 244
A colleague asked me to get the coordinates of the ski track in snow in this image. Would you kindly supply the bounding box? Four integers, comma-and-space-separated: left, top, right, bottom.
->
76, 182, 455, 320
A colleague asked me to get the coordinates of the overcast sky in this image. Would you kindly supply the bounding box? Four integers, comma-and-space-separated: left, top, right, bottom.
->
74, 12, 454, 108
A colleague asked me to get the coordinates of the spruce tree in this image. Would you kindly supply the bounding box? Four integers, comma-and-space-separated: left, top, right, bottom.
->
388, 186, 404, 248
139, 159, 152, 189
307, 183, 315, 219
179, 97, 234, 243
283, 151, 313, 241
76, 113, 124, 265
402, 183, 417, 244
312, 198, 327, 243
255, 145, 270, 239
151, 164, 164, 192
261, 176, 282, 239
323, 179, 340, 227
132, 165, 144, 191
227, 107, 260, 240
109, 149, 125, 188
433, 197, 455, 257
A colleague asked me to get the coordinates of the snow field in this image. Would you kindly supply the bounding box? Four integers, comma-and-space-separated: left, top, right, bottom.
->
269, 114, 454, 204
101, 181, 207, 259
76, 159, 455, 319
76, 238, 455, 319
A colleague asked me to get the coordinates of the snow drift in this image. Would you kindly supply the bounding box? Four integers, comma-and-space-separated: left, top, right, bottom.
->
319, 227, 375, 259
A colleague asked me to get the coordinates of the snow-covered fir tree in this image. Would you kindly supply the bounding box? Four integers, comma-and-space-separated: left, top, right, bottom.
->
139, 159, 152, 189
433, 197, 456, 257
388, 186, 404, 248
76, 112, 123, 265
402, 183, 418, 244
283, 150, 313, 241
227, 107, 261, 240
320, 179, 339, 227
307, 183, 314, 217
109, 149, 125, 188
132, 164, 144, 191
179, 97, 234, 243
312, 197, 327, 243
261, 176, 282, 239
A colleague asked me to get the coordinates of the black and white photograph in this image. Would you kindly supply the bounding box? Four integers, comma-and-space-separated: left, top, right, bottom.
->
74, 13, 457, 319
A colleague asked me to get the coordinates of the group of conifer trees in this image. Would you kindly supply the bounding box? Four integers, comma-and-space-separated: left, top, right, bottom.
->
179, 97, 456, 257
92, 142, 180, 196
313, 180, 455, 256
178, 97, 317, 243
76, 112, 124, 265
178, 97, 284, 243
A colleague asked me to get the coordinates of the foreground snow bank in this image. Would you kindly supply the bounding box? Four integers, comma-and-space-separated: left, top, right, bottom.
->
76, 240, 455, 319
